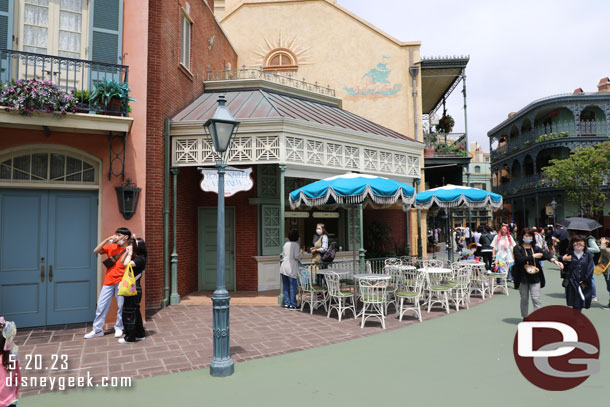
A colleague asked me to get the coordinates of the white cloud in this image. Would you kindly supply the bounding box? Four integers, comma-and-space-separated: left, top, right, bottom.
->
339, 0, 610, 151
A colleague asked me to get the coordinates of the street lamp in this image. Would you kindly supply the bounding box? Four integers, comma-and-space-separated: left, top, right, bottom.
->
203, 94, 240, 377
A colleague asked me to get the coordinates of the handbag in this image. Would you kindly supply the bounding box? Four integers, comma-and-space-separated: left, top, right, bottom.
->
524, 248, 539, 274
118, 263, 137, 296
594, 261, 609, 275
103, 249, 126, 269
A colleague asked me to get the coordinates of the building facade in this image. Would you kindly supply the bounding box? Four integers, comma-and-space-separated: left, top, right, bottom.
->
488, 78, 610, 230
0, 0, 145, 328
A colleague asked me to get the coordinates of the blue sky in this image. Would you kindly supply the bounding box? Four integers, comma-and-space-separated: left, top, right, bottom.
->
339, 0, 610, 151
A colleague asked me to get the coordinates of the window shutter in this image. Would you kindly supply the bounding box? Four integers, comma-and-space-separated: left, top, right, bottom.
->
0, 0, 12, 83
261, 204, 282, 256
89, 0, 123, 64
0, 0, 12, 50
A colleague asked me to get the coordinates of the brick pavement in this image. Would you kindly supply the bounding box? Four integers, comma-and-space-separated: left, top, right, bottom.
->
15, 293, 490, 397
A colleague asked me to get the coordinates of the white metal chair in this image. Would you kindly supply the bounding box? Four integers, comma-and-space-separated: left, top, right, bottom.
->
326, 272, 356, 322
490, 269, 509, 296
419, 259, 444, 269
384, 257, 402, 266
425, 269, 452, 313
396, 272, 426, 322
448, 264, 472, 311
468, 263, 490, 300
297, 266, 327, 314
384, 265, 401, 313
359, 277, 388, 329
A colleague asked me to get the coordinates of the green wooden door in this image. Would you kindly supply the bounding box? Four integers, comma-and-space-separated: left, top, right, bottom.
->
198, 207, 235, 291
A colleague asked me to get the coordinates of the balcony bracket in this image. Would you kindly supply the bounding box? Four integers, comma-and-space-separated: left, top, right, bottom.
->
42, 126, 51, 137
108, 131, 126, 181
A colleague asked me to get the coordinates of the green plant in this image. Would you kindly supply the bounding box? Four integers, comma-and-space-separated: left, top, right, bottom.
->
72, 89, 90, 102
535, 131, 571, 143
424, 132, 438, 148
435, 114, 455, 134
89, 78, 135, 113
523, 140, 531, 148
0, 79, 78, 116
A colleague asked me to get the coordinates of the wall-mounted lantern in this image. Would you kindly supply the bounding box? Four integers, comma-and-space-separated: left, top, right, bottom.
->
115, 178, 141, 220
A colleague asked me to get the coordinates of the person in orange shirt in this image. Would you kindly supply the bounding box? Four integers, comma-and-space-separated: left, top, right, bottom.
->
84, 227, 131, 339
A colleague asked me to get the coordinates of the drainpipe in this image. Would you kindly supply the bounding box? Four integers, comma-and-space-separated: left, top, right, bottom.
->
162, 119, 170, 308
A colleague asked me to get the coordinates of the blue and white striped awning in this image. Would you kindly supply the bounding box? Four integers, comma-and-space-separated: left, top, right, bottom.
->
415, 185, 503, 209
289, 173, 415, 209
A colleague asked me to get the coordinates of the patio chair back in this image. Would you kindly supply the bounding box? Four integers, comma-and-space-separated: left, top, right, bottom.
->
325, 271, 342, 297
384, 257, 402, 266
401, 267, 419, 291
297, 266, 314, 292
419, 259, 444, 269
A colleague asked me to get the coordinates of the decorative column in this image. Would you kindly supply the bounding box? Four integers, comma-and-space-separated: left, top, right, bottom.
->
359, 204, 365, 272
170, 167, 180, 305
535, 194, 540, 227
405, 209, 411, 256
278, 164, 286, 305
522, 196, 527, 228
415, 179, 423, 257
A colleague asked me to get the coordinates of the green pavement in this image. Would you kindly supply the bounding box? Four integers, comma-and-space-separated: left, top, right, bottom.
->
24, 265, 610, 407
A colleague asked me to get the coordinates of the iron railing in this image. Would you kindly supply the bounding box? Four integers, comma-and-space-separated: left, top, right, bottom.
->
0, 49, 129, 115
206, 66, 336, 97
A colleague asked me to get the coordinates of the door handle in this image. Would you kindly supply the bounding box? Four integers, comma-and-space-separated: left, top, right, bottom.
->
41, 265, 45, 283
49, 265, 53, 282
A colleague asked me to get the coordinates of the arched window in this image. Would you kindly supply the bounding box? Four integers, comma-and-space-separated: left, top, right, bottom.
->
0, 151, 97, 184
264, 49, 297, 72
474, 165, 481, 174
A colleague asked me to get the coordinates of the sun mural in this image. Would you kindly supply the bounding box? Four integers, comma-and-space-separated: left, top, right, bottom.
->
252, 32, 313, 74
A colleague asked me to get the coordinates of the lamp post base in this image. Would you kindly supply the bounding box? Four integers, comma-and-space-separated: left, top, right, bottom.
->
210, 289, 234, 377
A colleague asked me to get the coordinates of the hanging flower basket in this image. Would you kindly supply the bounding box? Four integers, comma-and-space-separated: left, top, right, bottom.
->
435, 114, 455, 134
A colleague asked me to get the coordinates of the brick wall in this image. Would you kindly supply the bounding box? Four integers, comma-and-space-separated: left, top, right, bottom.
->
364, 208, 407, 253
146, 0, 237, 313
182, 166, 258, 295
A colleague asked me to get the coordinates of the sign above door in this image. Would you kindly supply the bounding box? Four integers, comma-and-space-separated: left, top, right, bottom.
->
199, 167, 254, 197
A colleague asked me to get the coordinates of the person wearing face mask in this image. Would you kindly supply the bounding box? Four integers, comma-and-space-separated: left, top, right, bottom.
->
310, 223, 329, 286
85, 227, 132, 339
513, 228, 563, 319
491, 225, 516, 282
562, 235, 595, 312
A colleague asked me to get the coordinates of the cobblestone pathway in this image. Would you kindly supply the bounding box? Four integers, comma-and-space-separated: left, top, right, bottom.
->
16, 294, 489, 397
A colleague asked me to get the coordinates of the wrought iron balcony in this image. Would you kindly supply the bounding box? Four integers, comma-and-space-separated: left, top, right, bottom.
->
491, 119, 608, 162
493, 174, 558, 196
0, 49, 129, 115
206, 66, 336, 97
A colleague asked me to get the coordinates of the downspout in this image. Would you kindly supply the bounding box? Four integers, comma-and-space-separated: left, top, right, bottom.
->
162, 119, 170, 308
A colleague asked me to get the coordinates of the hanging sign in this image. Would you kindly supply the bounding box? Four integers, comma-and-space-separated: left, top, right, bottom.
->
200, 167, 253, 197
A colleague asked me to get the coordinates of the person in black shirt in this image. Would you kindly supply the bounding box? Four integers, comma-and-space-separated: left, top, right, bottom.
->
553, 224, 569, 257
119, 237, 147, 344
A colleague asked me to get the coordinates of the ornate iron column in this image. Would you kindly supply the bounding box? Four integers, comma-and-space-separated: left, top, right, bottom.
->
278, 164, 286, 305
210, 162, 234, 377
405, 209, 411, 256
170, 167, 180, 305
359, 204, 365, 271
415, 179, 423, 257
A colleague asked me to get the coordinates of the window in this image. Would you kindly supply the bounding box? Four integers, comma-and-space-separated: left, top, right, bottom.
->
21, 0, 86, 59
0, 152, 96, 183
180, 11, 191, 69
264, 49, 297, 71
474, 165, 481, 174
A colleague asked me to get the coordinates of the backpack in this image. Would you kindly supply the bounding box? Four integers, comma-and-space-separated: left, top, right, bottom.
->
321, 241, 337, 263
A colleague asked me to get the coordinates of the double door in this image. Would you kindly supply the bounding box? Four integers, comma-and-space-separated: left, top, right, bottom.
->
0, 189, 98, 327
198, 207, 235, 291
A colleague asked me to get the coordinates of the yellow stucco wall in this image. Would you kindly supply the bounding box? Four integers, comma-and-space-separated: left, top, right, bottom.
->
220, 0, 423, 141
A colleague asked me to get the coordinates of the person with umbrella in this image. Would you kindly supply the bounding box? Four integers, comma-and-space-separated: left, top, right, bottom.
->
561, 235, 595, 312
559, 216, 603, 302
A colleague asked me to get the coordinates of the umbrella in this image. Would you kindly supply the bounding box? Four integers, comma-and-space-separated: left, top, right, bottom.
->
414, 185, 503, 262
289, 172, 415, 271
557, 217, 602, 232
415, 185, 503, 209
289, 173, 415, 209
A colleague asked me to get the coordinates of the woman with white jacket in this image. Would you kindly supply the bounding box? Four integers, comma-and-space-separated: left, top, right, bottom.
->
280, 229, 302, 310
